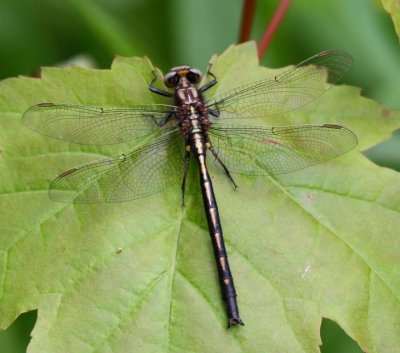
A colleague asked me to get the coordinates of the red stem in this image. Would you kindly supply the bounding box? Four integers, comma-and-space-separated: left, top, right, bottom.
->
258, 0, 292, 59
238, 0, 256, 43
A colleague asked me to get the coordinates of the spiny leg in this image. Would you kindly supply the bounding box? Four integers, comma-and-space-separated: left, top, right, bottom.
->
158, 110, 175, 127
147, 69, 176, 126
181, 147, 191, 207
208, 108, 220, 117
148, 69, 173, 97
207, 141, 238, 189
199, 63, 218, 93
142, 110, 174, 128
202, 63, 221, 116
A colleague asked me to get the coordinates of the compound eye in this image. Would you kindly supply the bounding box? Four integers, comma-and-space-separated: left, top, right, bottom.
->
164, 72, 178, 87
187, 68, 202, 84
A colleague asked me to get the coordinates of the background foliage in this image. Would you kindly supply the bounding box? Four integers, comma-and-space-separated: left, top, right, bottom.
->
1, 0, 399, 173
0, 0, 399, 352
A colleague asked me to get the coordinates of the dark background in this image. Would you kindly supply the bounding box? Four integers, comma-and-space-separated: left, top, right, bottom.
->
0, 0, 398, 352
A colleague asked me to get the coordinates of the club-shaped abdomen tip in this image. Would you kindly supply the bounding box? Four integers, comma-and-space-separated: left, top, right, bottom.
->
228, 317, 245, 328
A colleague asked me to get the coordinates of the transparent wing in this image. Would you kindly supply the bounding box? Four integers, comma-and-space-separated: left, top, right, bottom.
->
23, 102, 176, 145
206, 50, 353, 119
209, 123, 357, 176
49, 130, 184, 203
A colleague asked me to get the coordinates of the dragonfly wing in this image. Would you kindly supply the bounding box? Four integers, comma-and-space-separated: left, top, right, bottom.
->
49, 130, 184, 203
206, 50, 353, 120
209, 123, 357, 176
23, 103, 176, 145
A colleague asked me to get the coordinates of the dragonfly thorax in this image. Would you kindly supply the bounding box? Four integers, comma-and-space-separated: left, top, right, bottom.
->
176, 85, 200, 104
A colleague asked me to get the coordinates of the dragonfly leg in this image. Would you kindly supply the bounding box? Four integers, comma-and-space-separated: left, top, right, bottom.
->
142, 110, 174, 127
199, 63, 218, 93
148, 70, 173, 97
181, 148, 191, 207
208, 108, 220, 117
158, 110, 175, 127
208, 142, 238, 189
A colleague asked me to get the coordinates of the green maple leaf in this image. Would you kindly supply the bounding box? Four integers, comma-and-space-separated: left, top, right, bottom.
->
382, 0, 400, 41
0, 42, 399, 353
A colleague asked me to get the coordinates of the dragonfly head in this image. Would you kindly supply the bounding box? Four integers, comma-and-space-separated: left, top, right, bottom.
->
164, 66, 203, 88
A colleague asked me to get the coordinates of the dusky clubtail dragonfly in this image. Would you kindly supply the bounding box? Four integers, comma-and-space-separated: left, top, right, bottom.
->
23, 50, 357, 327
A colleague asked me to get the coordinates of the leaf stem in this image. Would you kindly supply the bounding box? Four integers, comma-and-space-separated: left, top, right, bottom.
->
257, 0, 292, 59
238, 0, 256, 43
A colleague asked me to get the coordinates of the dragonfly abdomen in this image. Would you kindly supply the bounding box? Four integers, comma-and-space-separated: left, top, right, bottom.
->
189, 132, 244, 327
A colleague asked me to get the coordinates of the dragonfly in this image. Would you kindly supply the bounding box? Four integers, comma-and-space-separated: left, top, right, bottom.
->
23, 50, 357, 328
